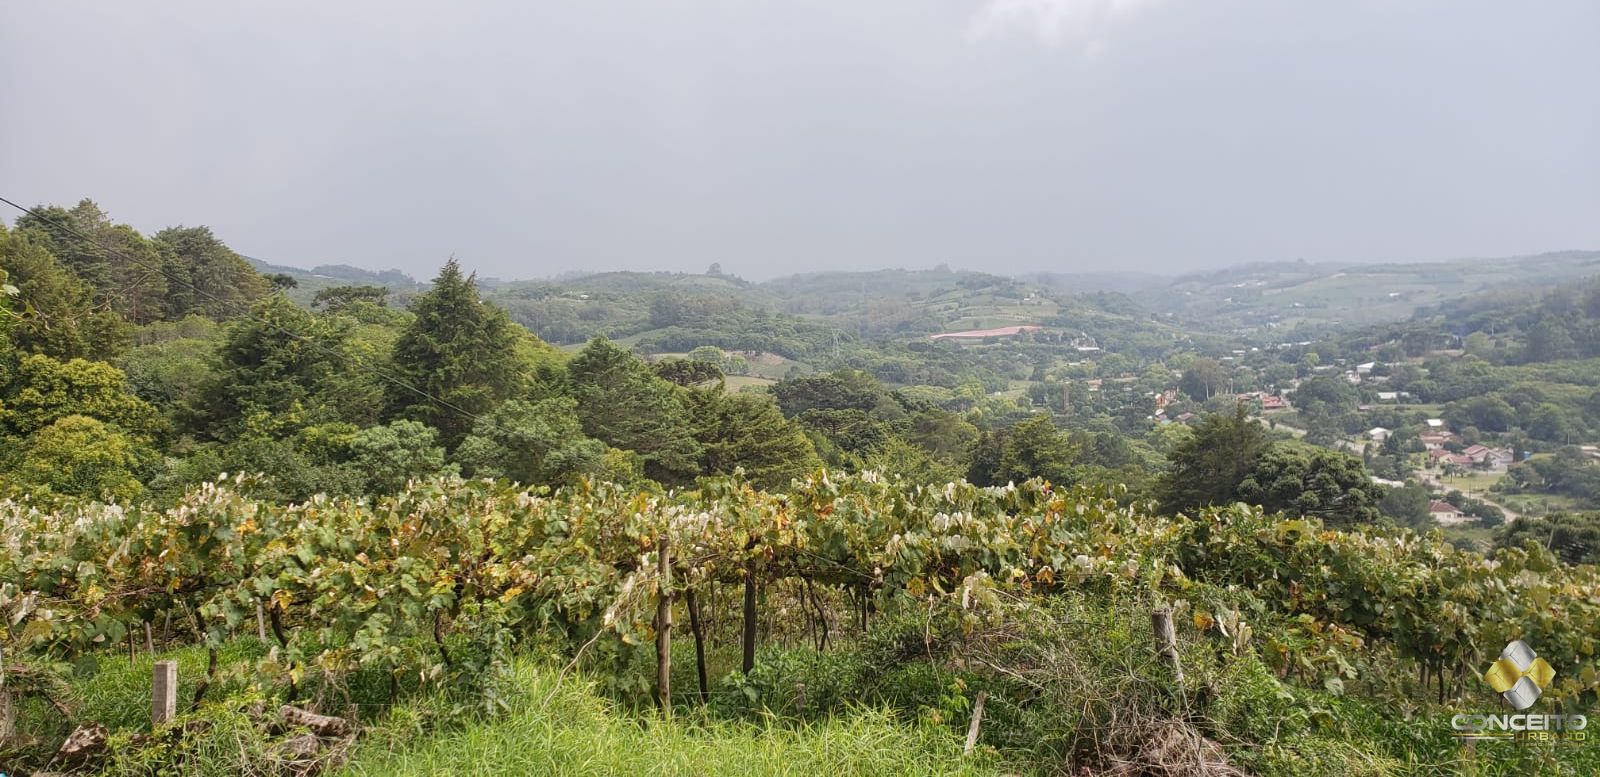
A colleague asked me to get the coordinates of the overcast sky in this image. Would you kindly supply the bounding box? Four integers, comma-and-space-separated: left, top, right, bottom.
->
2, 1, 1596, 281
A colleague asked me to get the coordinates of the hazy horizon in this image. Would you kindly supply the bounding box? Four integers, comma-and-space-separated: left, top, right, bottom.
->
4, 1, 1597, 282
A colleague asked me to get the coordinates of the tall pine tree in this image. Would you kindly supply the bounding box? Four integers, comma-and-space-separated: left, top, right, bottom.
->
387, 260, 521, 446
154, 225, 270, 319
567, 338, 701, 484
689, 391, 818, 489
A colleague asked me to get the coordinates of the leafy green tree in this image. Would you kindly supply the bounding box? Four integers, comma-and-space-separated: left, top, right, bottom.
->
1525, 402, 1581, 444
1, 354, 160, 439
862, 435, 963, 485
991, 415, 1079, 486
387, 260, 522, 445
16, 414, 152, 500
654, 357, 723, 388
454, 398, 605, 486
567, 338, 702, 483
0, 225, 128, 360
207, 295, 366, 435
689, 392, 819, 489
794, 408, 890, 457
1237, 445, 1383, 527
152, 226, 270, 319
313, 284, 390, 312
1524, 316, 1577, 362
1158, 405, 1270, 514
348, 420, 455, 493
15, 200, 171, 324
1495, 513, 1600, 566
0, 263, 13, 362
1292, 375, 1358, 416
772, 372, 880, 416
116, 319, 221, 432
1379, 483, 1433, 528
903, 408, 980, 463
1442, 394, 1517, 434
687, 345, 725, 364
210, 433, 364, 501
1179, 358, 1229, 401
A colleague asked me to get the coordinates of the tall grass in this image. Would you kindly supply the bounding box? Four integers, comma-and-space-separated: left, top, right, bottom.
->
340, 659, 991, 777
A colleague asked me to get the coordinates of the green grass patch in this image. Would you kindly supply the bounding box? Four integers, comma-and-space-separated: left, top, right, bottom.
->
1433, 469, 1505, 495
725, 374, 778, 393
340, 659, 989, 777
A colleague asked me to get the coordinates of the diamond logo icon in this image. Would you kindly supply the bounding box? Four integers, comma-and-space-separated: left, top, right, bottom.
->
1483, 640, 1555, 711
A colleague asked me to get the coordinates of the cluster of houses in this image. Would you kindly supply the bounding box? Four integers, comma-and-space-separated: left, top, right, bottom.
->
1427, 444, 1515, 471
1236, 390, 1289, 411
1150, 388, 1196, 425
1424, 422, 1514, 471
1366, 421, 1515, 472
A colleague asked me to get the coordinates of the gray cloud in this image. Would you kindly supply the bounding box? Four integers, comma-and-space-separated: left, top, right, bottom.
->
1, 1, 1596, 281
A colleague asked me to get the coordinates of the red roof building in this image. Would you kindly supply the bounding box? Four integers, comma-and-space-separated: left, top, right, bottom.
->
929, 325, 1043, 341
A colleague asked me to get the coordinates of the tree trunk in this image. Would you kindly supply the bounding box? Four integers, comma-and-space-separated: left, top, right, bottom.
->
190, 645, 218, 710
686, 588, 709, 704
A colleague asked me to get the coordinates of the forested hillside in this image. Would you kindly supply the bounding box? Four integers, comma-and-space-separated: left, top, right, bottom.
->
1, 200, 1597, 775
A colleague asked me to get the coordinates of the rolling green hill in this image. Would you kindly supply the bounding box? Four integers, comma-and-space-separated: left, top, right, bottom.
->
1135, 251, 1600, 337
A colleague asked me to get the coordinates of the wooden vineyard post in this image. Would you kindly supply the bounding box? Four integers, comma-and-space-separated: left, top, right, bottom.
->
152, 660, 178, 725
256, 603, 268, 642
656, 537, 672, 713
964, 691, 988, 755
144, 621, 155, 655
1, 644, 11, 746
741, 559, 758, 674
1151, 606, 1184, 683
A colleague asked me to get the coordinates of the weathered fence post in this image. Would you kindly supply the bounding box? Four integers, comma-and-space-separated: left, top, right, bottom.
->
963, 691, 988, 755
1151, 606, 1184, 683
256, 602, 268, 642
144, 621, 155, 655
656, 537, 673, 713
2, 644, 13, 745
741, 559, 758, 674
152, 660, 178, 725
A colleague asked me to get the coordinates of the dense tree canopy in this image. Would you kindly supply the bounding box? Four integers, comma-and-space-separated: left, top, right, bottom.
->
206, 294, 368, 435
1158, 405, 1271, 514
0, 224, 127, 360
567, 338, 702, 484
15, 200, 171, 324
1, 354, 159, 440
0, 199, 1472, 541
689, 391, 819, 488
454, 397, 606, 486
1179, 358, 1228, 401
1237, 445, 1384, 527
153, 225, 270, 319
1495, 512, 1600, 566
